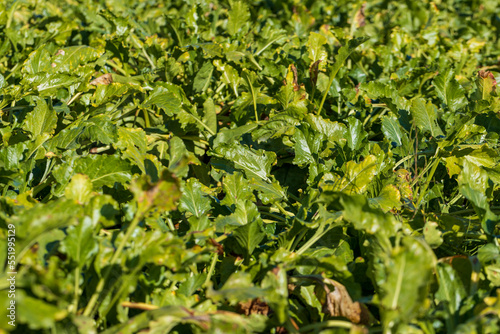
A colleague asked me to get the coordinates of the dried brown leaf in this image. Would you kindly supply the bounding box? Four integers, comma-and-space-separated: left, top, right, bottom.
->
236, 298, 270, 316
354, 3, 367, 28
90, 73, 113, 86
316, 278, 370, 325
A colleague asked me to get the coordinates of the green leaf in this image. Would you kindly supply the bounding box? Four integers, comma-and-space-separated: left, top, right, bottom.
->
292, 126, 323, 167
115, 127, 148, 172
306, 32, 327, 64
142, 83, 183, 115
377, 237, 435, 329
305, 114, 347, 145
53, 154, 133, 191
250, 178, 287, 205
318, 37, 368, 114
227, 0, 250, 36
22, 47, 52, 75
207, 272, 265, 304
193, 61, 214, 93
220, 172, 253, 207
179, 178, 212, 218
369, 184, 402, 212
435, 263, 467, 315
91, 82, 130, 107
346, 117, 367, 151
433, 68, 467, 112
14, 199, 82, 259
16, 290, 68, 330
342, 155, 378, 194
410, 97, 444, 137
61, 216, 98, 268
212, 143, 276, 182
83, 115, 118, 145
381, 113, 404, 147
423, 220, 443, 249
232, 218, 265, 257
64, 173, 93, 204
214, 59, 240, 96
23, 99, 58, 137
216, 199, 261, 231
202, 97, 217, 135
339, 193, 400, 238
50, 46, 102, 73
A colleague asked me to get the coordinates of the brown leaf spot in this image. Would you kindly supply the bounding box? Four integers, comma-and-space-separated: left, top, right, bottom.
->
309, 60, 321, 87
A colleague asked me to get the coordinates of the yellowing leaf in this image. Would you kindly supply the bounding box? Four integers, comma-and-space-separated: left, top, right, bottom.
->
65, 174, 93, 204
341, 155, 377, 194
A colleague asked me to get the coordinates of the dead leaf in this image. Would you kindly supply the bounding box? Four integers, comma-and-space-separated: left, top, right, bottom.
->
315, 277, 370, 325
354, 3, 367, 29
90, 73, 113, 86
236, 298, 270, 316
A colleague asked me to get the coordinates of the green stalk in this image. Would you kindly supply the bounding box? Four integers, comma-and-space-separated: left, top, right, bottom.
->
274, 202, 295, 217
106, 60, 128, 76
72, 267, 80, 314
296, 219, 338, 255
416, 148, 441, 209
299, 320, 353, 332
243, 72, 259, 123
289, 228, 308, 252
317, 65, 343, 115
100, 265, 142, 320
83, 213, 143, 317
260, 211, 287, 222
142, 108, 151, 128
204, 253, 218, 287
